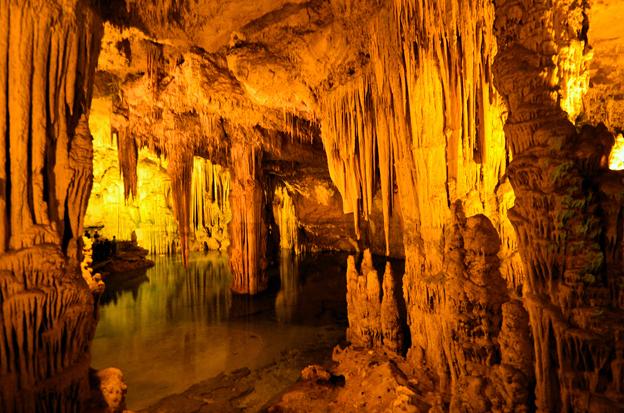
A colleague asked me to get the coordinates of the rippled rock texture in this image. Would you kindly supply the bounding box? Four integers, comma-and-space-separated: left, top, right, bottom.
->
0, 1, 102, 411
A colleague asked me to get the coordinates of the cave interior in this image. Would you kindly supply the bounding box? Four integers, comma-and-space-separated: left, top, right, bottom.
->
1, 0, 624, 412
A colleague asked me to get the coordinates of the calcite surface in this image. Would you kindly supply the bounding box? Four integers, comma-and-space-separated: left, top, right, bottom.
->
1, 0, 624, 411
0, 0, 103, 411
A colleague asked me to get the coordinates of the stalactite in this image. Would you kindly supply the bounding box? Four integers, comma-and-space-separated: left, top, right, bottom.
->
191, 157, 232, 250
0, 0, 103, 410
229, 137, 268, 294
272, 185, 300, 254
116, 128, 139, 200
168, 150, 194, 266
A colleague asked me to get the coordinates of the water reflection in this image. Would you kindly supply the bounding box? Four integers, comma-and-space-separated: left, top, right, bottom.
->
276, 253, 300, 323
91, 252, 347, 410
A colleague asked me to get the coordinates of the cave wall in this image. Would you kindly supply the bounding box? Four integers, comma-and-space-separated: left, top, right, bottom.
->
325, 0, 624, 410
0, 0, 103, 410
84, 97, 231, 255
493, 0, 624, 410
1, 0, 620, 409
90, 6, 624, 408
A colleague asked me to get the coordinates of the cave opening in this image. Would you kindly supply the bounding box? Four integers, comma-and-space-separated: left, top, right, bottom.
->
1, 0, 624, 412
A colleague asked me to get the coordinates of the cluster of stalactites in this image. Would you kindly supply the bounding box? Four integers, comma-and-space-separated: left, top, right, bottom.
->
320, 0, 510, 262
107, 92, 232, 258
191, 157, 232, 249
282, 111, 318, 145
320, 77, 386, 246
125, 0, 192, 26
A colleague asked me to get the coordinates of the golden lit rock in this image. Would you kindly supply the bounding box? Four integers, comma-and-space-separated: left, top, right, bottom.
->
1, 0, 624, 412
609, 134, 624, 171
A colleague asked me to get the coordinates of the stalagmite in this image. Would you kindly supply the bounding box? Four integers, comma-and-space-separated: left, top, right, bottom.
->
346, 249, 403, 353
380, 262, 403, 353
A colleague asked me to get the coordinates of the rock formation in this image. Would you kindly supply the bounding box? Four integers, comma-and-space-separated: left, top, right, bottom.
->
0, 1, 103, 411
89, 367, 128, 413
493, 1, 624, 410
1, 0, 624, 411
346, 249, 403, 353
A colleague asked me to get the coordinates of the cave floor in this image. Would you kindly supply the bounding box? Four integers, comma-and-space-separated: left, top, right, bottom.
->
91, 252, 349, 411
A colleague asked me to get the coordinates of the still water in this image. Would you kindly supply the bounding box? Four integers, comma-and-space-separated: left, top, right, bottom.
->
91, 252, 348, 410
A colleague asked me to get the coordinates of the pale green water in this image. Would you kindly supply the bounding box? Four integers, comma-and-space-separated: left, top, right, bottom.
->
91, 252, 347, 410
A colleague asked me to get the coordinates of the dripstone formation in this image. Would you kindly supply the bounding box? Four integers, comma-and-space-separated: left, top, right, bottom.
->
1, 0, 623, 411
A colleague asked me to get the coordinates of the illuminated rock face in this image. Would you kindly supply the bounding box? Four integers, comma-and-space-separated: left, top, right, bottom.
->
229, 139, 268, 294
0, 1, 102, 411
85, 98, 231, 255
493, 1, 624, 410
1, 0, 624, 410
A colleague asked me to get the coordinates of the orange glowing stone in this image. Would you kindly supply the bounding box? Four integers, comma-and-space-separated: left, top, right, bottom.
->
609, 134, 624, 171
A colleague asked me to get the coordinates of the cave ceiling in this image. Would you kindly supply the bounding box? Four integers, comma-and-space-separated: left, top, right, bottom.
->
97, 0, 378, 167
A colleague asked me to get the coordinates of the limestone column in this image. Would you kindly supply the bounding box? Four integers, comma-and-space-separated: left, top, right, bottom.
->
0, 0, 102, 411
493, 1, 624, 410
229, 140, 268, 294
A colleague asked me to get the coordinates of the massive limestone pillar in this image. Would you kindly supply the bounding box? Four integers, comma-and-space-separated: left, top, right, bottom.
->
0, 0, 102, 411
321, 1, 531, 406
493, 1, 624, 411
229, 139, 268, 294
